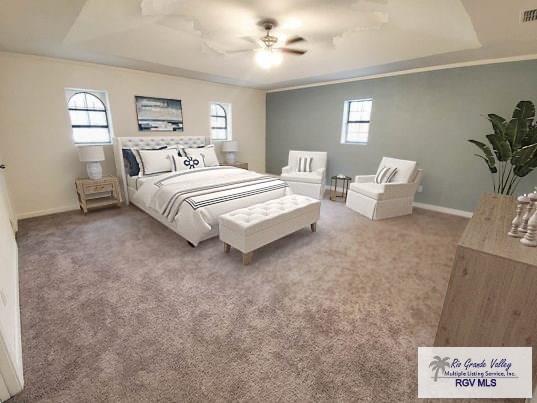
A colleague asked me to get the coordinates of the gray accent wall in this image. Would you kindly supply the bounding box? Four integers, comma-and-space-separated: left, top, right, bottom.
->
266, 60, 537, 212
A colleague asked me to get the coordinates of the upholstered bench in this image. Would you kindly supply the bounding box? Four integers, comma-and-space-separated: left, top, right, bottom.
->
219, 195, 321, 265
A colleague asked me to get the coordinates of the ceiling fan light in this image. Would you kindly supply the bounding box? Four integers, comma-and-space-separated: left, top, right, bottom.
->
255, 49, 273, 69
271, 50, 283, 66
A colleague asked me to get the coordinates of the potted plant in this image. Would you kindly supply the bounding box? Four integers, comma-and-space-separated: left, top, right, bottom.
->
469, 100, 537, 195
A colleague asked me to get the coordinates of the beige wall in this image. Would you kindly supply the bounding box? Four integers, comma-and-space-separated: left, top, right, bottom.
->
0, 52, 266, 219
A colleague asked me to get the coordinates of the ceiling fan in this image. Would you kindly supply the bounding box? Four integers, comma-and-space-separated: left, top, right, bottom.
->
233, 18, 307, 69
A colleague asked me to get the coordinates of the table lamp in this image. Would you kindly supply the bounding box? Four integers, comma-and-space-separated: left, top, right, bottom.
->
222, 141, 239, 164
78, 145, 105, 180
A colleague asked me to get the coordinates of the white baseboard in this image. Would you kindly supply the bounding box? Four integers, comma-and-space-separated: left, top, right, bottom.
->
17, 205, 79, 220
413, 202, 473, 218
16, 200, 472, 220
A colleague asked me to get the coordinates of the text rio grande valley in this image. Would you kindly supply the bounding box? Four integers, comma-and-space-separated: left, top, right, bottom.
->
446, 358, 515, 388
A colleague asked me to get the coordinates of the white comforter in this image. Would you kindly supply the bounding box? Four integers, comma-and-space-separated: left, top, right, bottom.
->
132, 166, 290, 245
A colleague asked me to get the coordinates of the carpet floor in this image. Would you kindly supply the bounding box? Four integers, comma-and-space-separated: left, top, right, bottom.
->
11, 200, 467, 402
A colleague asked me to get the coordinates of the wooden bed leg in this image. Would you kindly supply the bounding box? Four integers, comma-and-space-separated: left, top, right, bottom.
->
224, 243, 231, 253
242, 252, 253, 265
187, 241, 196, 248
311, 222, 317, 232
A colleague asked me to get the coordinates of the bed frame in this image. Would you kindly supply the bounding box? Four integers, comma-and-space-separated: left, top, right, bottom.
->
113, 136, 209, 205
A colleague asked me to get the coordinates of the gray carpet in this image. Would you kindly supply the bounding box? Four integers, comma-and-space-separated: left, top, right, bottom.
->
11, 200, 467, 402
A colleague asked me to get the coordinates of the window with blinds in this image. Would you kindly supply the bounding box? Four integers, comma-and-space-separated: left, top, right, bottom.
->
209, 102, 232, 141
66, 89, 112, 144
341, 99, 373, 144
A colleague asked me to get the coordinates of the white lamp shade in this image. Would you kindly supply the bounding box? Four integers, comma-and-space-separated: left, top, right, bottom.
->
78, 145, 105, 162
222, 141, 239, 152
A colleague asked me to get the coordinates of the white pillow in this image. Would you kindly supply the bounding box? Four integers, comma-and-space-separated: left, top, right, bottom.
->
296, 156, 313, 173
170, 154, 205, 171
375, 166, 398, 184
135, 148, 177, 175
184, 145, 219, 167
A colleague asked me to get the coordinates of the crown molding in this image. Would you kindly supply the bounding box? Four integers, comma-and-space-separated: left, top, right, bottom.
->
267, 54, 537, 93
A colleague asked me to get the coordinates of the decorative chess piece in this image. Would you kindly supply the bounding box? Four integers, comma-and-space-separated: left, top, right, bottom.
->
519, 192, 537, 233
521, 209, 537, 247
508, 194, 530, 238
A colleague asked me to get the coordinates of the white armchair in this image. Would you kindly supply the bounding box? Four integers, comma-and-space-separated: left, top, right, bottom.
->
346, 157, 423, 220
281, 150, 327, 199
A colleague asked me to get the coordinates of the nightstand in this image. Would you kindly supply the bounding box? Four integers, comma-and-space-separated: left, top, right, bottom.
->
75, 176, 122, 214
221, 162, 248, 170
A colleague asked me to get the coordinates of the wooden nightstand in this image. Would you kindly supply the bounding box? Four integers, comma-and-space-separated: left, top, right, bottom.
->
75, 176, 122, 214
221, 162, 248, 170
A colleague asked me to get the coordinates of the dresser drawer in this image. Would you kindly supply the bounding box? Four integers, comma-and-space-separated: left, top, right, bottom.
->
84, 183, 113, 194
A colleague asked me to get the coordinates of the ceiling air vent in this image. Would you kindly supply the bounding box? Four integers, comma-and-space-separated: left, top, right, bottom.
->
521, 9, 537, 22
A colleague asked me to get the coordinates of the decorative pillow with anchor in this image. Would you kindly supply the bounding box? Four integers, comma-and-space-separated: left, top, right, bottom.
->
170, 154, 205, 171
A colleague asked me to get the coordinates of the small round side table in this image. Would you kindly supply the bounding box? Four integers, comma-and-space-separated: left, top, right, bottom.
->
330, 175, 352, 201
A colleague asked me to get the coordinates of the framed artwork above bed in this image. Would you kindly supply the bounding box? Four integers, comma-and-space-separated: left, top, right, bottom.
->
135, 96, 183, 132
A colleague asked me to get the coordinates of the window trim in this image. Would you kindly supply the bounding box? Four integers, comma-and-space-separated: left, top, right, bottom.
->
209, 102, 232, 141
66, 89, 113, 145
341, 98, 373, 145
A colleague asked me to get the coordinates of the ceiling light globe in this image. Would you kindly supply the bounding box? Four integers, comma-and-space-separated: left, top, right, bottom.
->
255, 49, 273, 69
271, 50, 283, 66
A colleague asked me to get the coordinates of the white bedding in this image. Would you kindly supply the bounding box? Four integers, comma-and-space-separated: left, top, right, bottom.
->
127, 173, 167, 190
127, 175, 138, 189
131, 167, 290, 245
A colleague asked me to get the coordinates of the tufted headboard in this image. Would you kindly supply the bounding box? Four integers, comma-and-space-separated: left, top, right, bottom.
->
114, 136, 209, 204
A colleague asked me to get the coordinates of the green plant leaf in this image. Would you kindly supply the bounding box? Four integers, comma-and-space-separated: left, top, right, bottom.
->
486, 133, 511, 161
487, 114, 506, 137
514, 165, 534, 177
504, 119, 528, 149
468, 140, 496, 167
526, 154, 537, 169
520, 124, 537, 147
474, 154, 498, 173
471, 101, 537, 189
512, 100, 535, 121
512, 143, 537, 166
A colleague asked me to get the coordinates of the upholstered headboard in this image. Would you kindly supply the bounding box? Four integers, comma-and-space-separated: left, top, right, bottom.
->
114, 136, 209, 204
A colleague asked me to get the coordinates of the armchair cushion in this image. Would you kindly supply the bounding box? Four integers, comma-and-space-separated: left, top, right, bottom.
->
355, 175, 376, 183
281, 171, 323, 184
349, 182, 387, 200
375, 157, 417, 183
349, 181, 418, 201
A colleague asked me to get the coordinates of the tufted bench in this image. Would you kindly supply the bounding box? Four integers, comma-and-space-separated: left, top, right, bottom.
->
218, 195, 321, 265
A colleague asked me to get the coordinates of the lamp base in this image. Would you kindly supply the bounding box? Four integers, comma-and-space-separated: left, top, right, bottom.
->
225, 152, 237, 164
87, 162, 103, 180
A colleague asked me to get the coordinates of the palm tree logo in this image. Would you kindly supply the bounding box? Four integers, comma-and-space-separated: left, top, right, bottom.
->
429, 356, 450, 382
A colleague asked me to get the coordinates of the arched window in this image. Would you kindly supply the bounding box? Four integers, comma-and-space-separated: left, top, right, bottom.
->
210, 102, 231, 140
67, 91, 112, 144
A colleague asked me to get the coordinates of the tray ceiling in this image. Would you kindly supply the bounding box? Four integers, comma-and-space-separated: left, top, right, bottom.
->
1, 0, 536, 89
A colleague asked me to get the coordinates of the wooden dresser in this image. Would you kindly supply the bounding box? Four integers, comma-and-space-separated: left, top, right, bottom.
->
435, 193, 537, 388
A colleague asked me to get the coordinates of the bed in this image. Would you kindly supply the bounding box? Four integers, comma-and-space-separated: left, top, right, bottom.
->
114, 136, 290, 245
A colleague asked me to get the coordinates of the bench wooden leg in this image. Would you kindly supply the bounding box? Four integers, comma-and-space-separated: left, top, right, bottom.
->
242, 252, 253, 265
311, 222, 317, 232
224, 243, 231, 253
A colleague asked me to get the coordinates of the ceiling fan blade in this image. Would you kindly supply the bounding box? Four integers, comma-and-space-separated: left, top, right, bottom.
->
226, 48, 256, 54
285, 36, 306, 45
240, 36, 260, 45
280, 48, 307, 55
